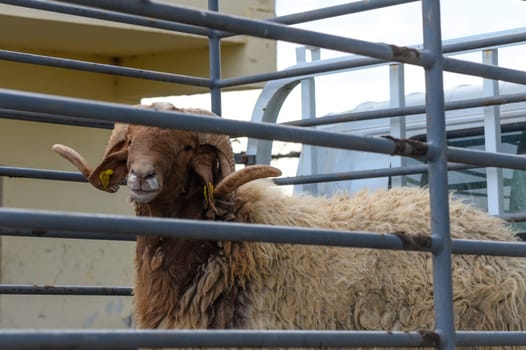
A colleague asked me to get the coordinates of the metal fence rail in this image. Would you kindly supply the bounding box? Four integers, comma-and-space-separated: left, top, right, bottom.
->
2, 207, 526, 257
4, 89, 526, 170
0, 329, 524, 350
0, 329, 438, 350
0, 0, 525, 349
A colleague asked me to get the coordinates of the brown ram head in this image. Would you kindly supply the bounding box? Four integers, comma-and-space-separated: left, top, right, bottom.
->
52, 102, 281, 214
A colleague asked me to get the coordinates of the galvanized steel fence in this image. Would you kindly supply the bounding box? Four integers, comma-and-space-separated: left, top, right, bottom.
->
0, 0, 526, 349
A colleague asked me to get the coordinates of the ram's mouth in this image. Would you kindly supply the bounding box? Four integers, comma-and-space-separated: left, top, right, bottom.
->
129, 189, 160, 203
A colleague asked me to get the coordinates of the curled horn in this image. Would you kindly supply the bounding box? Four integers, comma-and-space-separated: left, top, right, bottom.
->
52, 122, 130, 193
52, 144, 92, 178
214, 165, 282, 197
184, 107, 236, 179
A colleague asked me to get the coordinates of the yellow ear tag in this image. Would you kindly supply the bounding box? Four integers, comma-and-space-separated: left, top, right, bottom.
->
99, 169, 114, 189
203, 182, 214, 207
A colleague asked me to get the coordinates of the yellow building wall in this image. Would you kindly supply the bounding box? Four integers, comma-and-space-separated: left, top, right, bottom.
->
0, 119, 136, 328
0, 0, 275, 329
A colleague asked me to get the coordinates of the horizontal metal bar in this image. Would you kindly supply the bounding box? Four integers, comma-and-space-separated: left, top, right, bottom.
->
0, 108, 113, 129
0, 329, 435, 349
0, 284, 132, 296
267, 0, 418, 26
456, 331, 526, 347
442, 28, 526, 53
1, 0, 210, 36
452, 239, 526, 257
4, 1, 524, 92
221, 28, 526, 89
0, 50, 211, 87
5, 0, 422, 47
0, 78, 526, 133
0, 166, 86, 182
0, 227, 134, 241
4, 88, 526, 171
446, 146, 526, 171
444, 57, 526, 85
55, 0, 430, 67
218, 0, 420, 39
0, 88, 399, 155
275, 163, 476, 186
0, 329, 521, 349
218, 56, 382, 89
50, 1, 526, 90
2, 208, 526, 257
0, 163, 473, 187
500, 212, 526, 222
0, 207, 423, 251
286, 91, 526, 127
0, 161, 457, 183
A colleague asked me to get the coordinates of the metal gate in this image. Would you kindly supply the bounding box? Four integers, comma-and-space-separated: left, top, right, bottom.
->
0, 1, 526, 349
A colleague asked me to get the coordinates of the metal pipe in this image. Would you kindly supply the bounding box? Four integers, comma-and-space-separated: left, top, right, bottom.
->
4, 89, 526, 170
54, 0, 429, 67
0, 108, 113, 129
0, 50, 211, 88
263, 0, 419, 27
48, 1, 526, 89
208, 0, 222, 115
421, 1, 455, 349
2, 208, 526, 258
0, 88, 398, 155
446, 146, 526, 170
0, 162, 474, 186
274, 163, 476, 186
0, 284, 132, 296
443, 29, 526, 53
285, 91, 526, 127
218, 56, 382, 88
451, 239, 526, 257
3, 88, 526, 133
0, 166, 86, 182
220, 28, 526, 89
0, 207, 422, 251
0, 329, 434, 349
0, 329, 521, 349
456, 332, 526, 347
1, 34, 524, 95
0, 227, 134, 241
444, 57, 526, 85
500, 212, 526, 222
0, 0, 209, 36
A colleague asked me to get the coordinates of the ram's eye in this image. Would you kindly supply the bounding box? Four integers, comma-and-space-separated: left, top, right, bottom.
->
184, 145, 193, 152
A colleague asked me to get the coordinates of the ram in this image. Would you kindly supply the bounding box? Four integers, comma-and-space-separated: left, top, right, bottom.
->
53, 103, 526, 344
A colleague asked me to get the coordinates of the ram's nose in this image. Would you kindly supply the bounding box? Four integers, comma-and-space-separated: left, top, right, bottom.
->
127, 162, 160, 192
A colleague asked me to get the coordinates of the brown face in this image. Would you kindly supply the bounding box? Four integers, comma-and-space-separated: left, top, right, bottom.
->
125, 126, 199, 204
52, 103, 242, 211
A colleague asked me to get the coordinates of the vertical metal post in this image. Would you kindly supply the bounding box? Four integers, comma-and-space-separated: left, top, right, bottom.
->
389, 63, 407, 187
421, 1, 455, 349
296, 46, 320, 195
483, 49, 504, 215
208, 0, 222, 115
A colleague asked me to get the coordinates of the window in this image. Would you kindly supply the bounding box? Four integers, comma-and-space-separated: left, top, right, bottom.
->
402, 124, 526, 236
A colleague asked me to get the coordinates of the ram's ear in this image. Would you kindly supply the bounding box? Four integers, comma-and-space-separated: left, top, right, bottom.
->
88, 146, 129, 193
191, 145, 224, 211
86, 122, 130, 193
191, 145, 218, 186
